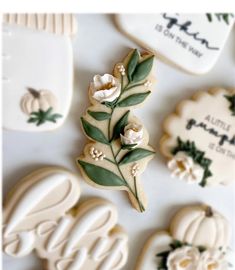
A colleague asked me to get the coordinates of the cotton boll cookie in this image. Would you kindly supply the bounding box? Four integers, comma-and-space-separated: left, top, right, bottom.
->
2, 14, 77, 131
77, 49, 156, 212
3, 167, 129, 270
135, 205, 233, 270
160, 88, 235, 187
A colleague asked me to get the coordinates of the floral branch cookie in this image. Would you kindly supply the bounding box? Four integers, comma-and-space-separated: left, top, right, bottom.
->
3, 167, 129, 270
160, 88, 235, 187
136, 205, 233, 270
77, 49, 156, 212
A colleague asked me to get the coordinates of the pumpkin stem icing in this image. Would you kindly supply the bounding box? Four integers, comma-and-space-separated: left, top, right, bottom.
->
27, 88, 40, 98
205, 206, 213, 217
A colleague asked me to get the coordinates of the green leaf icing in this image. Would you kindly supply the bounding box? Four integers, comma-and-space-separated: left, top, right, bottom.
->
78, 160, 126, 186
111, 110, 130, 141
117, 91, 151, 107
78, 49, 155, 212
27, 107, 62, 126
172, 137, 213, 187
132, 56, 154, 83
206, 13, 234, 25
225, 95, 235, 116
81, 117, 109, 145
119, 148, 155, 165
88, 110, 111, 121
127, 49, 139, 82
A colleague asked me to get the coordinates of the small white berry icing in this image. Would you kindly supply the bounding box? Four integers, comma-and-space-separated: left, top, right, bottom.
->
89, 147, 106, 161
167, 151, 204, 184
91, 74, 121, 103
120, 123, 144, 146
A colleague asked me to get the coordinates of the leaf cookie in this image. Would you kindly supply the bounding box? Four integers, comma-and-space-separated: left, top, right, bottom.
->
77, 49, 156, 212
160, 88, 235, 187
136, 205, 233, 270
3, 167, 129, 270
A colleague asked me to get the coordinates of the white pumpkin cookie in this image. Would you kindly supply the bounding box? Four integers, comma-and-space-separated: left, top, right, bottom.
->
3, 167, 129, 270
136, 205, 233, 270
77, 49, 156, 212
2, 14, 77, 131
160, 88, 235, 187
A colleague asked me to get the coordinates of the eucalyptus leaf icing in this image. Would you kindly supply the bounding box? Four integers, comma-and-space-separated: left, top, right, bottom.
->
77, 49, 156, 212
3, 167, 129, 270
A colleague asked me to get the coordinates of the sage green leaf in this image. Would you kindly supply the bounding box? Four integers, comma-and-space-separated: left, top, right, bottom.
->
81, 117, 109, 145
112, 110, 130, 141
127, 49, 139, 82
121, 143, 137, 150
119, 148, 155, 165
88, 110, 111, 121
132, 55, 154, 83
78, 160, 126, 186
117, 91, 151, 107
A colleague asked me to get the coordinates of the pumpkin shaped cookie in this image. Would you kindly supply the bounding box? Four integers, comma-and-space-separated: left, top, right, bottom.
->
136, 205, 233, 270
2, 14, 77, 131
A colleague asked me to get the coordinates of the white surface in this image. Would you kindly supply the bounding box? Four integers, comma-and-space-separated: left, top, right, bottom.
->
2, 14, 235, 270
2, 24, 73, 131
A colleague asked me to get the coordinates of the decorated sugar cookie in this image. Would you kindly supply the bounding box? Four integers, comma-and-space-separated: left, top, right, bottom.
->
115, 14, 235, 74
2, 14, 77, 131
77, 49, 156, 212
136, 205, 234, 270
3, 167, 129, 270
160, 88, 235, 187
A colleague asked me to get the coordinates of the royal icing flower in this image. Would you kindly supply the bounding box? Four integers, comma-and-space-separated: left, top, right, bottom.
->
167, 152, 204, 184
167, 246, 200, 270
131, 163, 140, 177
91, 74, 121, 103
198, 249, 228, 270
120, 123, 143, 147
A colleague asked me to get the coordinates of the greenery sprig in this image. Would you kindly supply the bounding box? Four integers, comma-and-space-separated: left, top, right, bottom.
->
78, 49, 155, 212
28, 107, 62, 126
206, 13, 234, 25
225, 95, 235, 116
172, 137, 212, 187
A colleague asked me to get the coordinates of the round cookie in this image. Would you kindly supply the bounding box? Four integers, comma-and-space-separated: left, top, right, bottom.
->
160, 88, 235, 187
77, 49, 156, 212
135, 205, 233, 270
3, 167, 129, 270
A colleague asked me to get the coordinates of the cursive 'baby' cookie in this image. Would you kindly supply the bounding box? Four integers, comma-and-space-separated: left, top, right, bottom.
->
77, 49, 156, 212
160, 88, 235, 187
136, 205, 233, 270
3, 167, 129, 270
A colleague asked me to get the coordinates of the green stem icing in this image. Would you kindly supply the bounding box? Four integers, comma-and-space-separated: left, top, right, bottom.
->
106, 77, 145, 212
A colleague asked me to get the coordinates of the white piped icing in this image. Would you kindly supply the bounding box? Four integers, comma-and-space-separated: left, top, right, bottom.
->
120, 123, 144, 146
3, 14, 77, 36
3, 167, 128, 270
90, 74, 121, 103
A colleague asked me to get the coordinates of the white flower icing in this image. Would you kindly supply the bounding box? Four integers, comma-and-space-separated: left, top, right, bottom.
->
167, 151, 204, 184
91, 74, 121, 103
120, 123, 143, 146
199, 249, 228, 270
167, 246, 200, 270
